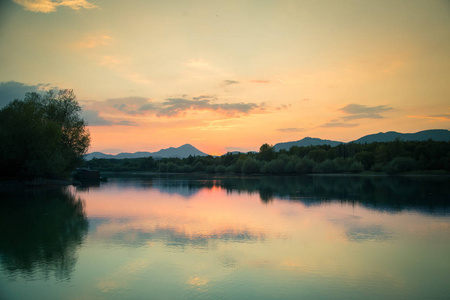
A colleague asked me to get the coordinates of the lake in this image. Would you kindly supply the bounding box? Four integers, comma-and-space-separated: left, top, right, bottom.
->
1, 174, 449, 299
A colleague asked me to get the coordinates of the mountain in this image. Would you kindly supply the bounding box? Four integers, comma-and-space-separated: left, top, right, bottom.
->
274, 137, 342, 151
353, 129, 450, 143
85, 144, 208, 160
273, 129, 450, 151
152, 144, 208, 158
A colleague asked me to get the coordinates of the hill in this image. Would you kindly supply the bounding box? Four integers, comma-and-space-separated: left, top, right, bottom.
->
273, 129, 450, 151
274, 137, 342, 151
85, 144, 208, 160
353, 129, 450, 143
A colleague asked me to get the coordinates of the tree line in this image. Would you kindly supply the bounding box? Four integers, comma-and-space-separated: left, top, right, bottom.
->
83, 140, 450, 174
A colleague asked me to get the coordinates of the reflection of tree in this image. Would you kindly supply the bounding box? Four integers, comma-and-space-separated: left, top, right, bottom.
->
231, 175, 450, 214
117, 174, 450, 214
0, 187, 88, 280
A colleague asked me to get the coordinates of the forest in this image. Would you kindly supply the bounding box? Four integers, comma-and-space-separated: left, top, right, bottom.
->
82, 140, 450, 175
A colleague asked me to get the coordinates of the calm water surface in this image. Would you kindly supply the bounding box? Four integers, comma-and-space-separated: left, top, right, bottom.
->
1, 175, 449, 299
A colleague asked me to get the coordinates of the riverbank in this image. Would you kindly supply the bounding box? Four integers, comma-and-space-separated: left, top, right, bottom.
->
0, 178, 73, 190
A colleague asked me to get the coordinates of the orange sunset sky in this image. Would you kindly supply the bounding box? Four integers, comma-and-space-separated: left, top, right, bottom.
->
0, 0, 449, 155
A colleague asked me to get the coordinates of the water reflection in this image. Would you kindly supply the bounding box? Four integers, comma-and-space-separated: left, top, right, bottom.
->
100, 174, 450, 214
0, 186, 88, 280
1, 175, 450, 300
89, 220, 265, 249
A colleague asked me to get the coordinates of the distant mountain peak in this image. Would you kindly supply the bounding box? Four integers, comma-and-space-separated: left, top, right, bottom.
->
353, 129, 450, 143
274, 137, 342, 151
85, 144, 208, 160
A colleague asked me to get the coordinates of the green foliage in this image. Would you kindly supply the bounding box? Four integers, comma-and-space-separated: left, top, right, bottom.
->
82, 139, 450, 175
386, 157, 416, 174
242, 157, 261, 173
259, 143, 275, 161
0, 90, 90, 179
354, 151, 374, 170
262, 159, 285, 174
349, 160, 364, 173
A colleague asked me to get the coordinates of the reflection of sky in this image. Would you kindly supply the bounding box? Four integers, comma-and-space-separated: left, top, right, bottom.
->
63, 180, 450, 299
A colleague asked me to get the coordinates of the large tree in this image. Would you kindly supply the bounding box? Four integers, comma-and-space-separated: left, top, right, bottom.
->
0, 90, 90, 179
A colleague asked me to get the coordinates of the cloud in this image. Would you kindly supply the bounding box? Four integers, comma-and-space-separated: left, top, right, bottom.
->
119, 96, 263, 118
276, 127, 305, 133
82, 110, 113, 126
156, 98, 261, 117
0, 81, 52, 108
193, 95, 217, 101
223, 80, 239, 86
321, 122, 358, 128
100, 95, 264, 118
99, 56, 152, 85
408, 114, 450, 121
184, 59, 214, 70
250, 80, 270, 84
340, 103, 393, 120
76, 35, 112, 49
114, 120, 138, 126
430, 114, 450, 120
82, 110, 138, 126
13, 0, 98, 13
106, 96, 150, 115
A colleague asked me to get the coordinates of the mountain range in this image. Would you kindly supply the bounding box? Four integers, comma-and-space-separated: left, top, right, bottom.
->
274, 129, 450, 151
85, 129, 450, 160
85, 144, 208, 160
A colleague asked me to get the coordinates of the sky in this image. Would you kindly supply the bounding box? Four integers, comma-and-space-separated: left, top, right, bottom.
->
0, 0, 449, 155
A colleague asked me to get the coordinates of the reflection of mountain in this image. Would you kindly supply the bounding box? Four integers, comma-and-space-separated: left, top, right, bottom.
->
0, 187, 88, 280
107, 174, 450, 214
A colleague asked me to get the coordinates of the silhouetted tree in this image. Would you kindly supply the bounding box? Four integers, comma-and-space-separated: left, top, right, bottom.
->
259, 143, 275, 161
0, 90, 90, 178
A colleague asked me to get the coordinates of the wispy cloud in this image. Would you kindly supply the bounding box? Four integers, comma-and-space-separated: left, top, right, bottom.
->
250, 80, 270, 84
193, 95, 216, 101
276, 127, 305, 133
13, 0, 98, 13
340, 103, 393, 120
99, 55, 152, 85
147, 98, 262, 117
114, 120, 138, 126
321, 122, 358, 128
223, 80, 239, 86
105, 95, 264, 118
100, 55, 124, 67
82, 109, 138, 126
408, 114, 450, 121
106, 97, 150, 115
76, 35, 112, 49
184, 59, 214, 70
82, 110, 113, 126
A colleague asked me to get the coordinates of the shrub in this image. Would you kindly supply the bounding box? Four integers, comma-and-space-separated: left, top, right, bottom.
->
242, 157, 261, 173
349, 161, 364, 173
386, 157, 416, 174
